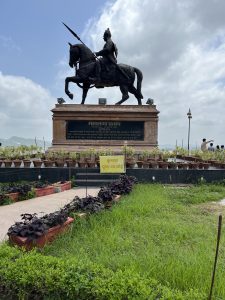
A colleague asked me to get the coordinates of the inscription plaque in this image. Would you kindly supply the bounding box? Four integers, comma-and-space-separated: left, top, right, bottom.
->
66, 120, 144, 140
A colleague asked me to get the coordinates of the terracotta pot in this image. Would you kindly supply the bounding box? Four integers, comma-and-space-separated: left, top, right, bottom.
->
87, 161, 96, 168
212, 162, 221, 169
126, 161, 136, 168
188, 162, 199, 169
35, 185, 55, 197
6, 192, 19, 202
168, 162, 177, 169
158, 161, 168, 169
33, 160, 43, 168
9, 217, 74, 250
136, 161, 143, 168
55, 160, 65, 167
177, 163, 188, 169
43, 160, 55, 167
202, 163, 210, 170
78, 161, 87, 168
3, 160, 12, 167
65, 160, 76, 167
142, 162, 149, 169
198, 162, 210, 170
13, 160, 22, 168
149, 161, 158, 169
208, 160, 217, 166
23, 160, 31, 168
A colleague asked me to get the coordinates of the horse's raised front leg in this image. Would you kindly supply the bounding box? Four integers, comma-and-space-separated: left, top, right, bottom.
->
65, 76, 82, 100
65, 76, 75, 99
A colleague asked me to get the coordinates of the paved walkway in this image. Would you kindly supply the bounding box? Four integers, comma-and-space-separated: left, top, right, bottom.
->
0, 187, 99, 242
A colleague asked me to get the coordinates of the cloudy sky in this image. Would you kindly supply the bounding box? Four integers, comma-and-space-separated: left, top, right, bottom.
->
1, 0, 225, 147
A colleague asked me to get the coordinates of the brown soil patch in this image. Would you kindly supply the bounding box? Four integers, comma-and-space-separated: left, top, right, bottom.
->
196, 202, 225, 216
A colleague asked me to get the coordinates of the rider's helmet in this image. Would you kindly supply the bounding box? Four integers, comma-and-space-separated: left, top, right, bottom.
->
104, 28, 111, 38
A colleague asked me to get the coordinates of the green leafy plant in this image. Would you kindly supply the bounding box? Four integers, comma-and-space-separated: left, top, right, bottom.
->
0, 193, 12, 206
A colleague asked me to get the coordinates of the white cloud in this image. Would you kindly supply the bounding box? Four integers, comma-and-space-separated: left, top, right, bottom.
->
79, 0, 225, 146
0, 72, 54, 140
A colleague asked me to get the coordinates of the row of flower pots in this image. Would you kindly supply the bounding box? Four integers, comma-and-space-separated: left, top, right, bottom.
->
176, 155, 225, 169
0, 159, 97, 168
1, 157, 225, 169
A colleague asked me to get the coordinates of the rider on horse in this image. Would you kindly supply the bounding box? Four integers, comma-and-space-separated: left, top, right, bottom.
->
89, 28, 118, 83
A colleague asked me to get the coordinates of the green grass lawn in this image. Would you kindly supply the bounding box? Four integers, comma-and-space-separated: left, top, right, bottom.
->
43, 183, 225, 298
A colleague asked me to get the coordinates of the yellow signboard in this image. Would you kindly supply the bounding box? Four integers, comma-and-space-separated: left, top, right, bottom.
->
100, 155, 125, 173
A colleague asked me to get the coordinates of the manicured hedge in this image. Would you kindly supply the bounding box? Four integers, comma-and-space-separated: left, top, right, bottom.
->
0, 245, 205, 300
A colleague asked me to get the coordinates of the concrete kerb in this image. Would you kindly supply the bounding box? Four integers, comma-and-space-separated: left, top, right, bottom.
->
0, 187, 99, 243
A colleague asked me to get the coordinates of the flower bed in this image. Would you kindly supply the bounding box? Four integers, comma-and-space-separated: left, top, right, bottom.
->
0, 181, 72, 205
9, 217, 74, 250
7, 175, 137, 250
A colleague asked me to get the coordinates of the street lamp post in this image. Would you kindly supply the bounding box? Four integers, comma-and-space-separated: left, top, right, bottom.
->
124, 140, 127, 174
187, 108, 192, 155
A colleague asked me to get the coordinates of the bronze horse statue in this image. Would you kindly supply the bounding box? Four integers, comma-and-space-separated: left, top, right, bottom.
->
65, 43, 143, 105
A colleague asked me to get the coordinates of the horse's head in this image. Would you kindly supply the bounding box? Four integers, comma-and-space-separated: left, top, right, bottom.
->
68, 43, 80, 68
68, 43, 96, 68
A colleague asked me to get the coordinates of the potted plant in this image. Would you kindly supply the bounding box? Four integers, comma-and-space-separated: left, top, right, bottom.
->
3, 150, 13, 168
66, 152, 77, 167
77, 151, 87, 168
43, 152, 55, 167
188, 162, 199, 169
55, 150, 67, 167
86, 148, 97, 168
122, 146, 136, 168
23, 154, 32, 168
33, 151, 44, 168
8, 212, 74, 250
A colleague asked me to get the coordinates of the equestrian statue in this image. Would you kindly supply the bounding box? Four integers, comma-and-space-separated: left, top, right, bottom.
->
63, 23, 143, 105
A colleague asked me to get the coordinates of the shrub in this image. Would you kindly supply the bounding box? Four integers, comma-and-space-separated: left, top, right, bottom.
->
0, 245, 205, 300
108, 175, 137, 195
98, 186, 114, 202
64, 195, 105, 214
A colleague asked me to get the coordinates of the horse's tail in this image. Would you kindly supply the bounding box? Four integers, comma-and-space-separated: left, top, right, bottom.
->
134, 67, 143, 99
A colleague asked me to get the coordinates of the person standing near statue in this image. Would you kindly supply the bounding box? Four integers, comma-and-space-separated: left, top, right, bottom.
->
89, 28, 118, 82
201, 138, 214, 152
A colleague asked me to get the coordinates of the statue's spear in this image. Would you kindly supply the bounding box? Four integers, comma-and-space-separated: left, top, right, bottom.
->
62, 22, 98, 59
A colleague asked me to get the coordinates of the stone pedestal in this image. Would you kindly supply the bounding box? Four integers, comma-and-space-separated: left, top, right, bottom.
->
49, 104, 159, 152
